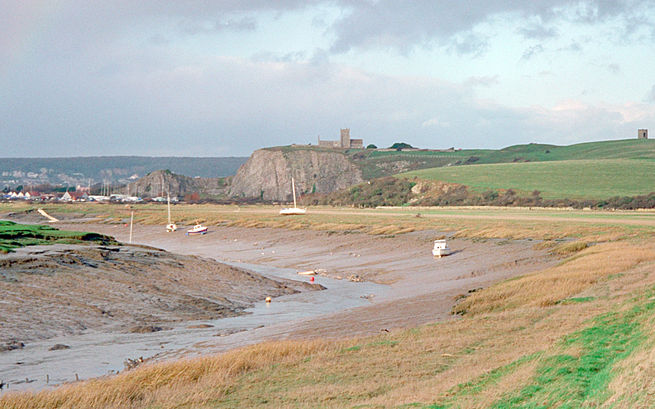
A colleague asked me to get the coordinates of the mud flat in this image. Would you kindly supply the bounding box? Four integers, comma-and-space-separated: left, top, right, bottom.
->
61, 222, 558, 340
0, 243, 315, 345
0, 241, 324, 390
0, 215, 558, 392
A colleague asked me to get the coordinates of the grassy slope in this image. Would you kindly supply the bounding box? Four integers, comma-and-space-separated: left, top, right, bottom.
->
277, 139, 655, 192
0, 220, 116, 252
401, 159, 655, 199
3, 204, 655, 407
371, 138, 655, 163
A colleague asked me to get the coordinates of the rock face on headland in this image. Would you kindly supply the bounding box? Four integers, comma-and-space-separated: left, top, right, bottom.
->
229, 148, 364, 201
127, 169, 227, 198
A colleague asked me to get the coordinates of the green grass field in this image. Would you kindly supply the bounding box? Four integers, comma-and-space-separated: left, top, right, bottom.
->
0, 220, 116, 253
370, 138, 655, 163
401, 159, 655, 199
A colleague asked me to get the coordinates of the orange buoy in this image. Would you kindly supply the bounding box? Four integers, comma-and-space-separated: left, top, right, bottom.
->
265, 296, 272, 303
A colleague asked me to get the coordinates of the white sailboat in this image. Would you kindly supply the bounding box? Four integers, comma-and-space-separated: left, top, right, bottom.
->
165, 193, 177, 232
279, 177, 307, 216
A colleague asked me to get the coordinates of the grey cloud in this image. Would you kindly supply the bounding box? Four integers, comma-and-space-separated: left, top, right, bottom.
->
517, 24, 558, 40
326, 0, 650, 54
449, 34, 489, 56
328, 1, 598, 54
521, 45, 545, 61
607, 63, 621, 74
179, 16, 257, 35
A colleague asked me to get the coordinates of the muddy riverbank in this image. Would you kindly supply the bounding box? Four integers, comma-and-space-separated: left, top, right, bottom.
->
0, 243, 318, 346
60, 222, 558, 336
0, 213, 558, 392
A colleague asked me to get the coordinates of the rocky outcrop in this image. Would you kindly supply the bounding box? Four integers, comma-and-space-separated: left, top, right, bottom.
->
229, 148, 364, 201
127, 170, 226, 198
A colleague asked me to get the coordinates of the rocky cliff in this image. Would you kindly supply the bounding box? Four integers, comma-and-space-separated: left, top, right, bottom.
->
127, 169, 226, 198
229, 148, 364, 201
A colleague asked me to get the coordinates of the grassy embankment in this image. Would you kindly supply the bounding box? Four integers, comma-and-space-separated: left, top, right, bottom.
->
3, 204, 655, 407
0, 220, 115, 253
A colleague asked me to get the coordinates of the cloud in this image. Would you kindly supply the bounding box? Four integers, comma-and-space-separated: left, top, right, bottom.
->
465, 76, 499, 88
607, 63, 621, 74
521, 44, 545, 61
517, 24, 558, 40
648, 85, 655, 102
449, 33, 489, 56
179, 16, 257, 35
327, 0, 644, 54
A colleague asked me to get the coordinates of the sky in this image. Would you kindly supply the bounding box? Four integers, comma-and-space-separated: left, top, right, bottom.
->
1, 0, 655, 157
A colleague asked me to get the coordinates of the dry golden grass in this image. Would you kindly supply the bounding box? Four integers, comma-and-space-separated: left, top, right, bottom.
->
3, 202, 655, 242
1, 340, 333, 409
453, 242, 655, 315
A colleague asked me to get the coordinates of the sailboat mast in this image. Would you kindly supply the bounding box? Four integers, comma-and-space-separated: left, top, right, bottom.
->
291, 177, 297, 208
167, 193, 172, 224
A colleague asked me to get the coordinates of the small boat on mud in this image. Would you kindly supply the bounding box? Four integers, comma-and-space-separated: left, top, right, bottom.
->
186, 224, 208, 235
432, 239, 451, 258
280, 177, 306, 216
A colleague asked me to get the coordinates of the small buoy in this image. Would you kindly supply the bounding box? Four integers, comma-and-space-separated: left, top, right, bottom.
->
265, 296, 272, 303
310, 276, 315, 282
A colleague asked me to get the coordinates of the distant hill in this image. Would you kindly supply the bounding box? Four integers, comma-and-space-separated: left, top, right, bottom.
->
0, 156, 247, 187
227, 139, 655, 201
365, 138, 655, 166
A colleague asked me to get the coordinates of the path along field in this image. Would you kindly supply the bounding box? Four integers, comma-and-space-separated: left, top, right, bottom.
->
3, 203, 655, 408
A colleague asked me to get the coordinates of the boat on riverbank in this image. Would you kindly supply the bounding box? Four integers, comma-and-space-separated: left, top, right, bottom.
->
432, 239, 451, 258
280, 177, 306, 215
186, 224, 208, 235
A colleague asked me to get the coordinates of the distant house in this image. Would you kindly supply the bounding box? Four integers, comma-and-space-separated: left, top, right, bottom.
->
60, 191, 88, 202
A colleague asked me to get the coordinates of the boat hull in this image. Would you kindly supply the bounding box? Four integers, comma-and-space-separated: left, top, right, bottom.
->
279, 208, 307, 216
432, 248, 451, 257
186, 225, 208, 235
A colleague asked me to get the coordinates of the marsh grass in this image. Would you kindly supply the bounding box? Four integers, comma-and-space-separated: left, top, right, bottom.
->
4, 202, 654, 243
0, 220, 116, 252
453, 243, 655, 315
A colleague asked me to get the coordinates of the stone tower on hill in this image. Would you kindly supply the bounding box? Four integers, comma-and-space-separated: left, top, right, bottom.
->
638, 129, 648, 139
318, 128, 363, 149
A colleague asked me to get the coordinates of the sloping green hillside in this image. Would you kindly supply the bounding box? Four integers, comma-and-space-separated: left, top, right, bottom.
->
477, 138, 655, 163
402, 159, 655, 200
